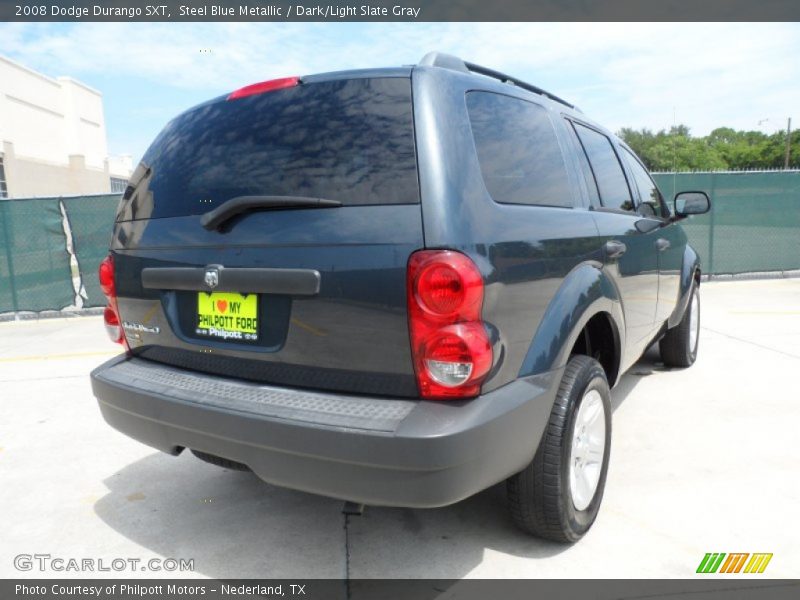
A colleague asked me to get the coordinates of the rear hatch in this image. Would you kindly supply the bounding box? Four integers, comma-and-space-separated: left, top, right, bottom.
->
111, 72, 423, 398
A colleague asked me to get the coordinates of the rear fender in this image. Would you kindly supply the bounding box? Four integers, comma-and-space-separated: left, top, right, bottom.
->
518, 262, 624, 378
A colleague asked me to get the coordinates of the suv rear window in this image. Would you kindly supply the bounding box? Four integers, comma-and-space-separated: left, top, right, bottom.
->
466, 91, 573, 208
118, 77, 419, 221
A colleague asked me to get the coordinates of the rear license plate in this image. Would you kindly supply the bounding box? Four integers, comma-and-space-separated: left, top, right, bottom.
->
197, 292, 259, 342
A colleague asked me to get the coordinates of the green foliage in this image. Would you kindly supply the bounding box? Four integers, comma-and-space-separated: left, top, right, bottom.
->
618, 125, 799, 171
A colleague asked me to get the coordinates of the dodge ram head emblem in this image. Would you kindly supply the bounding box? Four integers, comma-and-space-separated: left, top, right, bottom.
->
204, 268, 219, 289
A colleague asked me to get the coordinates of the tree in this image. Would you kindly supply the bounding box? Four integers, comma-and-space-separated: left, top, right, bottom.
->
618, 125, 798, 171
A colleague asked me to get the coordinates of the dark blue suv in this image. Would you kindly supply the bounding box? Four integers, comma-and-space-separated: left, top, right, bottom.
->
91, 52, 710, 542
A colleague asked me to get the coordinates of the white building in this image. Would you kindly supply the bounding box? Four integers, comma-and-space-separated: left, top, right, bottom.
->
0, 55, 132, 199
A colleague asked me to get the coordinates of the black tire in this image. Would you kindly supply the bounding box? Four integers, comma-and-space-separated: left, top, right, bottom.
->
660, 283, 700, 368
191, 449, 250, 472
507, 355, 612, 543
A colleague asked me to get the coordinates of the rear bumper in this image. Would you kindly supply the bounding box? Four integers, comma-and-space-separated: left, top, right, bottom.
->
91, 355, 560, 508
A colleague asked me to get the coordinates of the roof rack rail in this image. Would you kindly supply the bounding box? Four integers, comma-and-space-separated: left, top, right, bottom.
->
418, 51, 577, 110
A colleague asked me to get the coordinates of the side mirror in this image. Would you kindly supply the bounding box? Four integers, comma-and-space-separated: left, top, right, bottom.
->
674, 191, 711, 219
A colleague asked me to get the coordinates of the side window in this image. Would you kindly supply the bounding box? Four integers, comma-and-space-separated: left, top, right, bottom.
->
564, 121, 600, 206
621, 147, 665, 218
572, 123, 634, 212
110, 177, 129, 194
466, 92, 574, 208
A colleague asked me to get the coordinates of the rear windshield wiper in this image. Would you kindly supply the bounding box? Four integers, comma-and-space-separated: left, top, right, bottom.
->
200, 195, 342, 231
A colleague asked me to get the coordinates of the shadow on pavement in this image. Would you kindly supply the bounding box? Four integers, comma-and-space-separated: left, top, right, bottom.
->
93, 349, 663, 579
94, 454, 347, 578
342, 348, 663, 577
610, 344, 666, 413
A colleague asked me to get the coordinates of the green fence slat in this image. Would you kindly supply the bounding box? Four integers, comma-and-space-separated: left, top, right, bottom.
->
653, 171, 800, 275
0, 197, 75, 314
0, 201, 20, 312
2, 174, 800, 315
60, 194, 119, 307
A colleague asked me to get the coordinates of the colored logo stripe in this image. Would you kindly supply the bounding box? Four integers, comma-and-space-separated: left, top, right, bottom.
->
697, 553, 726, 573
744, 553, 773, 574
697, 552, 772, 574
719, 553, 749, 573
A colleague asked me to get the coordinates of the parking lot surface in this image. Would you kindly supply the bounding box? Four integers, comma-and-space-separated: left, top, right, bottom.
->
1, 279, 798, 579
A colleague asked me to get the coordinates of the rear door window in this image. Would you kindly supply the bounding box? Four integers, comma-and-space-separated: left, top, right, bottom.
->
572, 123, 634, 213
466, 92, 574, 208
621, 147, 666, 218
118, 77, 419, 221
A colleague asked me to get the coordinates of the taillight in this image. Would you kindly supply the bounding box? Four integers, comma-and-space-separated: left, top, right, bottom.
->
98, 254, 115, 297
407, 250, 492, 399
227, 76, 300, 101
103, 305, 122, 344
98, 254, 128, 349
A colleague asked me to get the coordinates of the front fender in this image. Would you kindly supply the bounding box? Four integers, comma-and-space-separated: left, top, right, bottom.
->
518, 262, 625, 378
667, 244, 701, 329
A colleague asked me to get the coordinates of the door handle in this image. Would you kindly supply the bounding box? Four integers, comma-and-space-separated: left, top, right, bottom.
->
604, 240, 627, 259
655, 238, 671, 252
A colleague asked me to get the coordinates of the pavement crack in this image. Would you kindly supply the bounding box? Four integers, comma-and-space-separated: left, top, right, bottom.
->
0, 374, 86, 383
702, 326, 800, 360
343, 512, 352, 599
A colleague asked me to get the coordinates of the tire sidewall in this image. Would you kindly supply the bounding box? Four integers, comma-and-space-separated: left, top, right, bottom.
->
560, 367, 612, 539
687, 286, 700, 363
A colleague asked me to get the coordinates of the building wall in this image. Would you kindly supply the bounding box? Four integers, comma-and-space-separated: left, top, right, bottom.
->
2, 142, 112, 197
0, 55, 130, 198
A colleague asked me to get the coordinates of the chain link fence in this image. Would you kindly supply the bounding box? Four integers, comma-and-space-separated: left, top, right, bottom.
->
1, 172, 799, 315
61, 195, 121, 307
0, 194, 118, 315
0, 197, 75, 313
653, 170, 800, 275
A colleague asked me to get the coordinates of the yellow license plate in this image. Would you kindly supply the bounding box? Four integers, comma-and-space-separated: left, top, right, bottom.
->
197, 292, 259, 342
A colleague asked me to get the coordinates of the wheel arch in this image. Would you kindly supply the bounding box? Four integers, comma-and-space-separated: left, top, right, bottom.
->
518, 261, 625, 386
668, 244, 702, 329
569, 311, 622, 387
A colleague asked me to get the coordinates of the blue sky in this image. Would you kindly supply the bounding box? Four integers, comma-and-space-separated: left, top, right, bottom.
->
2, 22, 799, 163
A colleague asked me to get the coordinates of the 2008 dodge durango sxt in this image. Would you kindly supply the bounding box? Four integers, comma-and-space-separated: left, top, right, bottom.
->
91, 52, 710, 542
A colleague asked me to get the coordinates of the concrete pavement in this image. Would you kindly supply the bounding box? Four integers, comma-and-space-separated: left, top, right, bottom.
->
1, 279, 798, 579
